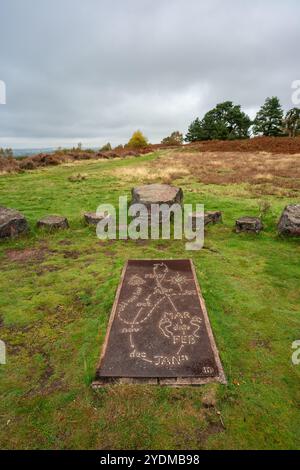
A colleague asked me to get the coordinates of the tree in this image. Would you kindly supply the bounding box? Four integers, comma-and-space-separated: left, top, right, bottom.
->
185, 102, 251, 142
201, 101, 251, 140
185, 118, 203, 142
253, 97, 284, 137
284, 107, 300, 137
0, 148, 13, 158
100, 142, 112, 151
161, 131, 183, 146
126, 130, 148, 149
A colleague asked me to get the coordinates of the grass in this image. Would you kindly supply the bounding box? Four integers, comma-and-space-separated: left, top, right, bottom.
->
0, 150, 299, 450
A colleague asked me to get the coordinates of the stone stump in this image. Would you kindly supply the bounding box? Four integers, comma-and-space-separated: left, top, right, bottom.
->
188, 211, 222, 229
131, 184, 183, 223
84, 211, 109, 225
235, 216, 263, 234
0, 206, 29, 238
205, 211, 222, 225
278, 204, 300, 236
37, 215, 69, 231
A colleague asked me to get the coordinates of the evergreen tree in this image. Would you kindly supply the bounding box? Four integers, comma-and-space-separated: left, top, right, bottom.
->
253, 97, 284, 137
185, 102, 251, 142
200, 101, 251, 140
185, 118, 203, 142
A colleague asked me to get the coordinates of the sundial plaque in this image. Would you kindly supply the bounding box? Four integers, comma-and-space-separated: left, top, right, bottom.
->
93, 260, 226, 386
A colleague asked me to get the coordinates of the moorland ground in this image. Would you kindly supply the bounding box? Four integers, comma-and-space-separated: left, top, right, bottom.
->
0, 147, 300, 449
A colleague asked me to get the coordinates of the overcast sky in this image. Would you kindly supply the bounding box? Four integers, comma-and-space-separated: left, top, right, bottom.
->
0, 0, 299, 149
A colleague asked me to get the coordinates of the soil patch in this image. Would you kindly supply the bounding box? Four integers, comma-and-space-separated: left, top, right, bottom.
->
6, 247, 48, 263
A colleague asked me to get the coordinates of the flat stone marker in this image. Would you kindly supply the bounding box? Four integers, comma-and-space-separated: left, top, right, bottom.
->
37, 215, 69, 231
93, 259, 226, 386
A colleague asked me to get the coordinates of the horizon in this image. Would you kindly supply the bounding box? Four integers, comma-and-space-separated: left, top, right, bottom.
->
1, 103, 295, 151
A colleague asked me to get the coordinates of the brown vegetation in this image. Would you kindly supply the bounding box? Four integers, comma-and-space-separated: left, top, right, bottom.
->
184, 136, 300, 154
0, 156, 19, 173
0, 146, 158, 174
154, 148, 300, 195
1, 136, 300, 175
112, 137, 300, 195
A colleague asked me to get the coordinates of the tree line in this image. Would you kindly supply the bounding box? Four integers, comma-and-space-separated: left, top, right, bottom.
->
184, 97, 300, 142
124, 97, 300, 148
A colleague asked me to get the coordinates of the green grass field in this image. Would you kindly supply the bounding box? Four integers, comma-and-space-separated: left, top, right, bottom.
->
0, 151, 299, 449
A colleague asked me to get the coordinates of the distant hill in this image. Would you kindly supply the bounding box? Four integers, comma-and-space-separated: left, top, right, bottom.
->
12, 147, 101, 158
13, 148, 56, 158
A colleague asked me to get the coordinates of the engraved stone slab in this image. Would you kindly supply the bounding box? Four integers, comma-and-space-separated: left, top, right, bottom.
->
93, 259, 226, 386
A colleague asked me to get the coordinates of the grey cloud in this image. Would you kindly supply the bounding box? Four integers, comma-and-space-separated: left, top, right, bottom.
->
0, 0, 299, 148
